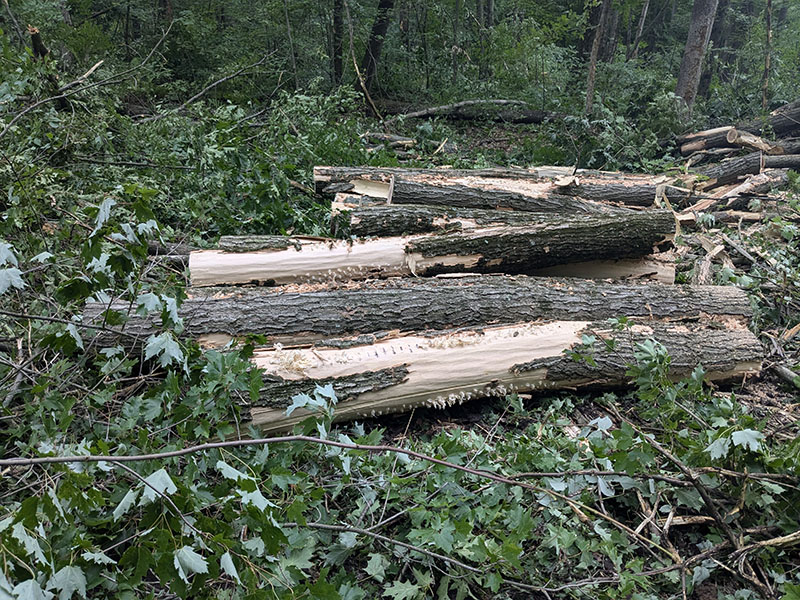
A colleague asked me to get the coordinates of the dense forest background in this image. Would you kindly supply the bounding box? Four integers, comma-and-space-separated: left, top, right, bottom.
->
2, 1, 800, 600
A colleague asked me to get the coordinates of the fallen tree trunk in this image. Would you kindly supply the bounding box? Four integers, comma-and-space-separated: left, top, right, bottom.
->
698, 153, 800, 189
314, 166, 689, 208
726, 129, 785, 154
677, 98, 800, 155
325, 176, 632, 214
334, 204, 594, 237
246, 321, 763, 432
382, 99, 563, 124
83, 275, 746, 348
188, 211, 675, 286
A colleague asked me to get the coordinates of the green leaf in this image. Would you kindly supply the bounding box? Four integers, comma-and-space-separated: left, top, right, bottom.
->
11, 523, 46, 565
139, 468, 177, 504
46, 566, 87, 600
113, 488, 139, 521
173, 546, 209, 583
382, 581, 421, 600
705, 436, 730, 460
0, 268, 25, 295
219, 552, 241, 584
432, 521, 455, 552
91, 198, 116, 237
0, 242, 18, 266
136, 293, 162, 314
782, 583, 800, 600
216, 460, 252, 482
365, 553, 388, 582
731, 429, 765, 453
11, 580, 53, 600
144, 333, 184, 368
81, 551, 116, 565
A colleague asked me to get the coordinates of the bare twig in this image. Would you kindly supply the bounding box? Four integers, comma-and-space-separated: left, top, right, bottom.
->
140, 52, 274, 123
343, 0, 381, 119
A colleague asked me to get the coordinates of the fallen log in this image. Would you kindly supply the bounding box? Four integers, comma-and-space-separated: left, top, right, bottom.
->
726, 129, 785, 154
698, 153, 800, 189
83, 275, 746, 348
188, 211, 675, 286
679, 126, 734, 156
246, 321, 763, 432
333, 204, 595, 237
325, 176, 631, 214
678, 98, 800, 155
314, 166, 689, 208
382, 99, 563, 124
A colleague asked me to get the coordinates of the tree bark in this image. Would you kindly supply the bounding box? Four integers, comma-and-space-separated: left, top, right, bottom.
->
332, 0, 344, 84
699, 153, 800, 189
626, 0, 650, 60
188, 211, 675, 286
360, 0, 396, 93
675, 0, 719, 114
584, 0, 612, 114
247, 321, 762, 432
335, 204, 591, 237
761, 0, 772, 110
85, 275, 751, 350
315, 166, 683, 210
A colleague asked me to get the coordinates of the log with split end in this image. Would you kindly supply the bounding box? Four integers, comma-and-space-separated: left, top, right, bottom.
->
247, 321, 763, 433
189, 211, 676, 286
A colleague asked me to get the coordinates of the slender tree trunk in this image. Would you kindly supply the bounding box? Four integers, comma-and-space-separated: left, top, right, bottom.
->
360, 0, 396, 93
761, 0, 772, 110
675, 0, 719, 115
599, 7, 619, 62
584, 0, 612, 115
332, 0, 344, 84
627, 0, 650, 60
452, 0, 461, 84
283, 0, 299, 88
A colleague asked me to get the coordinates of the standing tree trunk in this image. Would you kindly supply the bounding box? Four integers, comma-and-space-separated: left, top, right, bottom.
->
584, 0, 612, 115
696, 0, 729, 101
626, 0, 650, 60
360, 0, 396, 93
675, 0, 719, 115
761, 0, 772, 110
283, 0, 299, 89
451, 0, 461, 84
332, 0, 344, 84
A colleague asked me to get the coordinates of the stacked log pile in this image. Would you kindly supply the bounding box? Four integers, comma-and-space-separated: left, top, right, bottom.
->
89, 166, 765, 433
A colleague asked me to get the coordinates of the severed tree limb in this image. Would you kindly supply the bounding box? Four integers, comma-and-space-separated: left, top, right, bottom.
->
385, 99, 545, 123
141, 53, 274, 123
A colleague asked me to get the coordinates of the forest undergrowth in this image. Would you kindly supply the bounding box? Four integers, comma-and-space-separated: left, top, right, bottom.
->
2, 12, 800, 599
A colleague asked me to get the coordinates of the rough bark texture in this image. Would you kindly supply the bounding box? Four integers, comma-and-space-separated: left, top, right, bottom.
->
405, 211, 674, 276
324, 177, 631, 214
246, 321, 762, 432
675, 0, 719, 113
83, 275, 751, 349
699, 153, 800, 188
384, 179, 628, 213
337, 204, 574, 237
557, 182, 692, 207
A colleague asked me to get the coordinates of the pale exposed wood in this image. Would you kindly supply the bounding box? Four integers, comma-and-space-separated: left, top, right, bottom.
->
247, 321, 762, 432
725, 128, 782, 154
529, 255, 675, 284
189, 212, 675, 286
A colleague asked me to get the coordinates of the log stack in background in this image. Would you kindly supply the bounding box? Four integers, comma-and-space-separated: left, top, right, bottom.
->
89, 165, 765, 432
